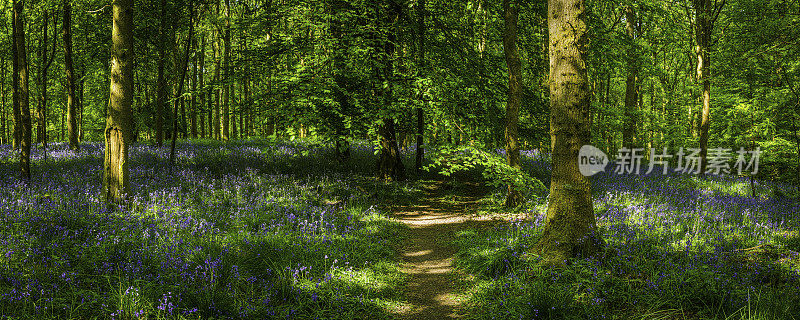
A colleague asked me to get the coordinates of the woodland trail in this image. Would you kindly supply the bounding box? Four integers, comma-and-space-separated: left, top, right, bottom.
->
390, 179, 511, 320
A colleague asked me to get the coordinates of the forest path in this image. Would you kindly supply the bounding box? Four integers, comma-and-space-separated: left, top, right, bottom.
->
390, 179, 508, 320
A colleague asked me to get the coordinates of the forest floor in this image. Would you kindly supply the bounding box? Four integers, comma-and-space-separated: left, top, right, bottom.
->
389, 178, 519, 319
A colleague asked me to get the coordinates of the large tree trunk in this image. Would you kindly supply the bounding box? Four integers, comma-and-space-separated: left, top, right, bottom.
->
103, 0, 134, 203
65, 0, 79, 150
13, 0, 32, 180
622, 6, 638, 148
503, 0, 523, 207
536, 0, 602, 265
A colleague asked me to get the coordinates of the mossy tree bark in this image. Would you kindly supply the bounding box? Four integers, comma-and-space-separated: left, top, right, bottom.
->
103, 0, 134, 204
536, 0, 603, 265
503, 0, 523, 207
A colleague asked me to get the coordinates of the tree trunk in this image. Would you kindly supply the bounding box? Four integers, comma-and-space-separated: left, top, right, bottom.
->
13, 0, 32, 180
503, 0, 523, 207
222, 0, 231, 141
64, 0, 79, 150
11, 4, 21, 151
1, 55, 6, 145
536, 0, 603, 265
622, 6, 638, 148
191, 44, 198, 138
169, 3, 194, 169
377, 2, 405, 181
695, 0, 713, 175
154, 0, 168, 146
415, 0, 426, 173
199, 35, 205, 138
103, 0, 134, 203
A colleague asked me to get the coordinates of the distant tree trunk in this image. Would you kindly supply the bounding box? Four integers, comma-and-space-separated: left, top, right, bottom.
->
11, 5, 21, 151
693, 0, 722, 175
415, 0, 425, 173
154, 0, 168, 146
503, 0, 523, 207
190, 46, 197, 138
64, 0, 79, 150
213, 30, 221, 140
13, 0, 32, 180
169, 3, 194, 169
622, 6, 638, 148
199, 35, 205, 138
536, 0, 602, 265
1, 56, 5, 145
222, 0, 231, 141
103, 0, 134, 203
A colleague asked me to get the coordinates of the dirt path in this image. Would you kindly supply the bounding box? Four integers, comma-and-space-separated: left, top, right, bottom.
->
392, 180, 506, 320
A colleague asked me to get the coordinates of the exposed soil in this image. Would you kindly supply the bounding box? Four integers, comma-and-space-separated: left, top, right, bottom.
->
390, 179, 511, 320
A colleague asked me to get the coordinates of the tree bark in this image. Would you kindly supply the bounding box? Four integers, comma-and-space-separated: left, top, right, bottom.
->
13, 0, 32, 180
103, 0, 134, 203
536, 0, 603, 265
695, 0, 713, 174
222, 0, 231, 141
65, 0, 79, 150
199, 34, 206, 138
11, 5, 21, 151
415, 0, 426, 173
377, 1, 405, 181
154, 0, 168, 146
169, 3, 195, 169
503, 0, 523, 207
622, 6, 638, 148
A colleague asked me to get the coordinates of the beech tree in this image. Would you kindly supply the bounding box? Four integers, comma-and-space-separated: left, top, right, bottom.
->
103, 0, 134, 203
536, 0, 603, 264
502, 0, 523, 207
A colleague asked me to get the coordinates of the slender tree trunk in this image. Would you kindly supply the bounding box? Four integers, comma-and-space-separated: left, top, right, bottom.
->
191, 46, 197, 138
169, 3, 194, 169
693, 0, 722, 174
222, 0, 231, 141
377, 1, 405, 181
415, 0, 425, 173
1, 55, 6, 145
536, 0, 602, 265
622, 6, 638, 148
199, 34, 206, 138
103, 0, 134, 203
213, 30, 221, 140
13, 0, 32, 180
154, 0, 168, 146
11, 6, 21, 151
64, 0, 79, 150
503, 0, 523, 207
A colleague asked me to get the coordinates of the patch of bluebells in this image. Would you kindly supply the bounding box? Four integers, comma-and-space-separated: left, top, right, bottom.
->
457, 151, 800, 318
0, 140, 403, 319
